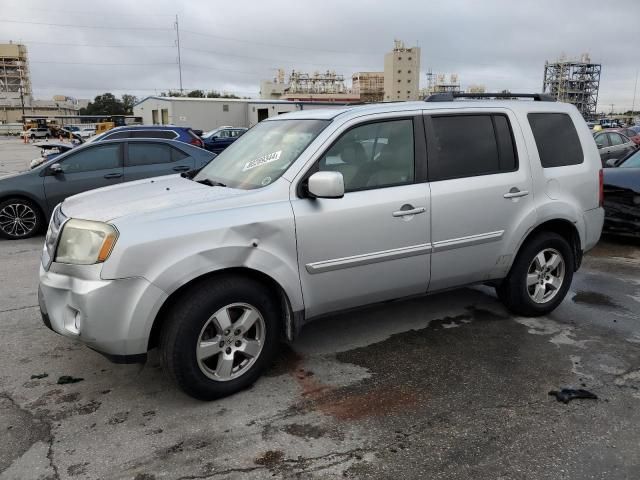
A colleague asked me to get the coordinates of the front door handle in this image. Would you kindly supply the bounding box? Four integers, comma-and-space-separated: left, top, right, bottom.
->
172, 165, 191, 172
393, 206, 426, 217
103, 172, 123, 179
503, 187, 529, 199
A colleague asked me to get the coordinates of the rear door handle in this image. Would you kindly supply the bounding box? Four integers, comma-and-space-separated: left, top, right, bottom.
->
172, 165, 191, 172
103, 172, 123, 179
393, 206, 426, 217
503, 188, 529, 199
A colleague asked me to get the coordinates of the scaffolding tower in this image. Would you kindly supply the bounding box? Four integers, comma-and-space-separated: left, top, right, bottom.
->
542, 54, 601, 118
287, 70, 347, 95
0, 43, 32, 98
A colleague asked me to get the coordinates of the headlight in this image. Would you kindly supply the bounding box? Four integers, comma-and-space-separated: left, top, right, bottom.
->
55, 219, 118, 265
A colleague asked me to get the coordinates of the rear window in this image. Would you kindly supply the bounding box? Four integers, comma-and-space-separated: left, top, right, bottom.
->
528, 113, 583, 168
428, 114, 517, 181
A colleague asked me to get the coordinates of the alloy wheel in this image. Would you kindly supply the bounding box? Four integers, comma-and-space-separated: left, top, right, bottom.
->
0, 203, 37, 238
196, 303, 266, 382
526, 248, 565, 304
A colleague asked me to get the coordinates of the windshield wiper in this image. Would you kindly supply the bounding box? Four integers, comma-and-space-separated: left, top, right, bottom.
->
196, 178, 227, 187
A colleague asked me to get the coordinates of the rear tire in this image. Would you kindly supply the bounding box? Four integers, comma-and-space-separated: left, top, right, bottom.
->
160, 275, 281, 400
0, 198, 44, 240
497, 232, 574, 316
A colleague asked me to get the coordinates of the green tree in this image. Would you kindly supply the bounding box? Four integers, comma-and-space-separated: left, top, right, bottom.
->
121, 94, 138, 114
160, 90, 184, 97
79, 93, 126, 115
187, 89, 205, 98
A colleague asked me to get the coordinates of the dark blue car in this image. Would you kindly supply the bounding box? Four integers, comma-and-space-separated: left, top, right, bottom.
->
201, 126, 247, 154
94, 125, 205, 149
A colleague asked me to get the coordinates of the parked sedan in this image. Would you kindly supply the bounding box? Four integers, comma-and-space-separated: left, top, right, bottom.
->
602, 149, 640, 236
201, 126, 247, 154
0, 138, 216, 239
613, 127, 640, 146
593, 130, 636, 166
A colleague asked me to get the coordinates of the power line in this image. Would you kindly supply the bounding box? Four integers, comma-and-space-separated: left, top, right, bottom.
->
180, 28, 380, 56
17, 40, 174, 48
0, 19, 172, 31
30, 60, 176, 66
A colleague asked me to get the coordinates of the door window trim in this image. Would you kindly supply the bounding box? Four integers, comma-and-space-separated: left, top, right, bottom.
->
424, 112, 519, 182
295, 115, 427, 198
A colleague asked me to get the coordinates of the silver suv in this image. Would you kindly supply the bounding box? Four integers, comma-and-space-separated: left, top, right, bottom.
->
39, 95, 604, 400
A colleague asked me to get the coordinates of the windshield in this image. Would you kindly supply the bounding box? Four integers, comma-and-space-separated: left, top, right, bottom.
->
202, 128, 222, 139
194, 119, 329, 189
620, 150, 640, 168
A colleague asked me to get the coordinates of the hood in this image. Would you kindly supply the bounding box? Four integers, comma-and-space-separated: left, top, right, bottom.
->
603, 168, 640, 193
60, 175, 252, 222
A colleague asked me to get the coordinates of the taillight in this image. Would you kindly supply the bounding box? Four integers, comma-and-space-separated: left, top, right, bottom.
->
190, 137, 204, 148
598, 169, 604, 207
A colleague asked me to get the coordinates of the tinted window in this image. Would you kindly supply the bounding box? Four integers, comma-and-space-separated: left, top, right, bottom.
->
171, 147, 189, 161
319, 119, 414, 191
127, 143, 173, 166
130, 130, 176, 139
528, 113, 583, 168
103, 131, 129, 140
594, 133, 609, 148
608, 133, 624, 146
428, 114, 516, 181
60, 144, 121, 173
620, 150, 640, 168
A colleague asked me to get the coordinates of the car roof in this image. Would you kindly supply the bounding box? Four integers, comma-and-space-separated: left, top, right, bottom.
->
268, 99, 579, 123
110, 125, 190, 131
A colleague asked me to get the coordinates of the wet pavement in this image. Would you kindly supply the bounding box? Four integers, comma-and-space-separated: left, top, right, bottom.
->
0, 140, 639, 479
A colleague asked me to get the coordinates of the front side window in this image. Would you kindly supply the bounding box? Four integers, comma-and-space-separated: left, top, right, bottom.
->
194, 119, 329, 189
528, 113, 583, 168
428, 114, 516, 181
127, 143, 173, 166
608, 133, 624, 146
318, 119, 414, 191
59, 144, 121, 173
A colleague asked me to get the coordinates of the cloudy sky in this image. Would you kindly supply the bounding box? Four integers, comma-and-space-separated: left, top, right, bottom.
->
2, 0, 639, 113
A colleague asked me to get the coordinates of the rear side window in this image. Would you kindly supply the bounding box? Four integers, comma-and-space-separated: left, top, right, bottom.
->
103, 131, 129, 140
428, 114, 517, 181
127, 143, 172, 166
528, 113, 583, 168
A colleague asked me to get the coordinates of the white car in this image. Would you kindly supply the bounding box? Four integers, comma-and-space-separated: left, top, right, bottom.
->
80, 127, 95, 138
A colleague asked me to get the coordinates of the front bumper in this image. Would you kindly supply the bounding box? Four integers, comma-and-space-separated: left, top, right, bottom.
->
38, 264, 168, 360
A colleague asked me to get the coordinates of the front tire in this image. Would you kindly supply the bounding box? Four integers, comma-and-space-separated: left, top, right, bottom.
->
0, 198, 44, 239
160, 275, 281, 400
497, 232, 574, 316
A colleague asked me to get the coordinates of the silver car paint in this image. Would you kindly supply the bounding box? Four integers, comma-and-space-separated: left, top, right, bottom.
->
39, 100, 604, 357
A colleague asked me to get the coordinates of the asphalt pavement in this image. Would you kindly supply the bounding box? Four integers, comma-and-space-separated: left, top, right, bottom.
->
0, 138, 639, 479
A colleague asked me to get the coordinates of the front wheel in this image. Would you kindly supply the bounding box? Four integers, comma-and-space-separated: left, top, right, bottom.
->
497, 232, 574, 316
160, 275, 281, 400
0, 198, 44, 239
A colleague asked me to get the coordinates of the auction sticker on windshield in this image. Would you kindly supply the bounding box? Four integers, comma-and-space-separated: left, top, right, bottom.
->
243, 150, 281, 171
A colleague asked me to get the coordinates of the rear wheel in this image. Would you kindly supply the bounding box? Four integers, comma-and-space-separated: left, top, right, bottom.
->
0, 198, 44, 240
160, 275, 281, 400
497, 232, 574, 316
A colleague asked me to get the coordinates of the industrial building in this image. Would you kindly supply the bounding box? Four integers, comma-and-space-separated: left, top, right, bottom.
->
133, 96, 350, 131
352, 72, 385, 102
542, 54, 601, 118
426, 71, 461, 95
0, 42, 31, 99
383, 40, 420, 101
260, 68, 359, 103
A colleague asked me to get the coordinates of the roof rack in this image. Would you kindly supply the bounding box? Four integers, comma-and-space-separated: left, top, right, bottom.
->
424, 92, 556, 102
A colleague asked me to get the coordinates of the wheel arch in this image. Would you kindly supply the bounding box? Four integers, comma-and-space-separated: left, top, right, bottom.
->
147, 266, 297, 351
514, 218, 583, 272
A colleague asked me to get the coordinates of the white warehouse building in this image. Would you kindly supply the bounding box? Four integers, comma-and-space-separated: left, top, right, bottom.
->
133, 96, 348, 131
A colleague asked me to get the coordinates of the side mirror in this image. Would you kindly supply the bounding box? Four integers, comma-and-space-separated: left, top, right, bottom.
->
307, 171, 344, 199
49, 163, 63, 174
605, 158, 618, 168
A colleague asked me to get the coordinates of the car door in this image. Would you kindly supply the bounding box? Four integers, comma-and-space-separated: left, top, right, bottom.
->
425, 111, 534, 291
594, 132, 611, 164
123, 141, 195, 181
291, 115, 431, 318
43, 143, 124, 211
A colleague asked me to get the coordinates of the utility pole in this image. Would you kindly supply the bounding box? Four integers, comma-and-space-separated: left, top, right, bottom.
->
610, 103, 615, 115
175, 14, 183, 95
632, 69, 638, 114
